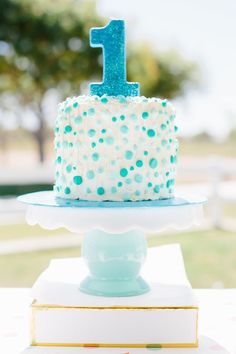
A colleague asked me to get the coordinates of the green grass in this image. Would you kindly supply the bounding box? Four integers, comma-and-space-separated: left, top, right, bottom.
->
179, 139, 236, 157
149, 229, 236, 288
0, 229, 236, 288
0, 223, 68, 241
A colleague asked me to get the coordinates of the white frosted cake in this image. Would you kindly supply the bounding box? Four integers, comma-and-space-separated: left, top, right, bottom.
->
54, 95, 178, 201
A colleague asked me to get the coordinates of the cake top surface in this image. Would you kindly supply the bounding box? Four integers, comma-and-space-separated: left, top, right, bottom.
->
59, 95, 174, 113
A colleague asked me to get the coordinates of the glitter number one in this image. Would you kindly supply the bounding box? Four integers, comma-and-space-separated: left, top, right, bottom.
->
89, 20, 140, 97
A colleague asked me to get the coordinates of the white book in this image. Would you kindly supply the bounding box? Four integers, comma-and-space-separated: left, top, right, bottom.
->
31, 244, 198, 348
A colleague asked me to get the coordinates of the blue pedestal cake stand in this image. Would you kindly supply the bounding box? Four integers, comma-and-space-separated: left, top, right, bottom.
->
18, 191, 206, 297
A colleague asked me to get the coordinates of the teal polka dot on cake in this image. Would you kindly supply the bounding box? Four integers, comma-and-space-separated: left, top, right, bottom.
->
111, 186, 117, 194
120, 115, 125, 121
123, 192, 130, 201
73, 175, 83, 185
66, 164, 72, 173
120, 168, 128, 177
134, 174, 143, 183
87, 170, 94, 179
119, 96, 127, 104
56, 156, 62, 164
101, 97, 108, 104
136, 160, 143, 168
125, 150, 133, 160
65, 125, 72, 133
161, 139, 167, 146
101, 128, 106, 134
91, 142, 96, 148
149, 158, 158, 169
73, 102, 78, 108
65, 106, 71, 113
92, 152, 99, 161
130, 113, 137, 121
144, 150, 148, 156
117, 181, 123, 187
147, 129, 155, 137
88, 129, 96, 137
162, 100, 167, 107
126, 178, 132, 184
166, 179, 175, 188
148, 182, 152, 187
97, 187, 105, 195
105, 137, 114, 145
98, 138, 104, 143
120, 125, 128, 134
142, 111, 149, 119
154, 185, 160, 193
64, 187, 71, 194
161, 124, 166, 130
112, 116, 117, 122
75, 116, 82, 124
135, 190, 141, 196
88, 107, 95, 115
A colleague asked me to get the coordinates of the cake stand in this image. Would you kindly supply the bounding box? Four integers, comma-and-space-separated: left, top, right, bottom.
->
18, 191, 206, 297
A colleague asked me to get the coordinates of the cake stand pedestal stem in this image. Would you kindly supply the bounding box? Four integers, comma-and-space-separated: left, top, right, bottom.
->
79, 229, 150, 297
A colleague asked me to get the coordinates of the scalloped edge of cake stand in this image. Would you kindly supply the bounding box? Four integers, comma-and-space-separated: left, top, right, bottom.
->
18, 191, 207, 234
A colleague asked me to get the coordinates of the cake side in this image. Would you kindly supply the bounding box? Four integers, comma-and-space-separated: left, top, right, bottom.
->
54, 95, 178, 201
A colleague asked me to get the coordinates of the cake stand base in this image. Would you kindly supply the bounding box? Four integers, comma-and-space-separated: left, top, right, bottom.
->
80, 229, 149, 296
80, 275, 149, 297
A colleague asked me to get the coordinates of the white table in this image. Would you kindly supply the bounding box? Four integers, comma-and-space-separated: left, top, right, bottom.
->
0, 289, 236, 354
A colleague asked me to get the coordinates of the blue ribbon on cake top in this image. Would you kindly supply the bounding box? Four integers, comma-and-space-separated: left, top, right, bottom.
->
90, 19, 140, 97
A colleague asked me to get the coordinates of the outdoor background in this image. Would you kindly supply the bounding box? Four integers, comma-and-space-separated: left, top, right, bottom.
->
0, 0, 235, 288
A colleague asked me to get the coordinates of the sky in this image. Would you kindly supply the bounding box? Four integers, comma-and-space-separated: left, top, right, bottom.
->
97, 0, 236, 139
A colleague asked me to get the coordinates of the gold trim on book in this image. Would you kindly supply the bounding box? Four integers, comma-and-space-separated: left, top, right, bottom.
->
32, 342, 198, 348
32, 301, 198, 310
196, 306, 199, 345
30, 306, 36, 346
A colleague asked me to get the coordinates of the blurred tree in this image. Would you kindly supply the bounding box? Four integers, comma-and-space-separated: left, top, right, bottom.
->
0, 0, 198, 162
127, 44, 198, 98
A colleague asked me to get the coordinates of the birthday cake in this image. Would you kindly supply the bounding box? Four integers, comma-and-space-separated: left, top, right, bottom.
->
54, 21, 178, 202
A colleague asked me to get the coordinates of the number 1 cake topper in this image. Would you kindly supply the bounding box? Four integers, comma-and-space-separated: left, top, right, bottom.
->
89, 19, 140, 97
